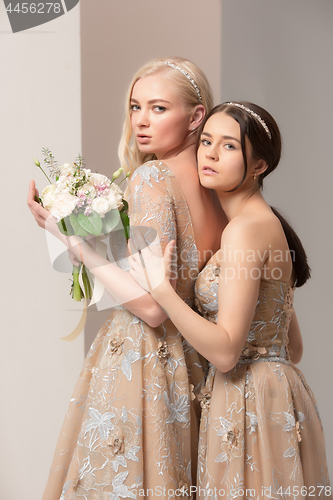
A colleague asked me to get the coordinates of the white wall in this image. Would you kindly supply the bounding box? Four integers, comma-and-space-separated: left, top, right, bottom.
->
0, 5, 84, 500
221, 0, 333, 477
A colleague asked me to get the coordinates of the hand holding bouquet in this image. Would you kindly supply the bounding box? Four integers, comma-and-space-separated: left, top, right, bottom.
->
34, 148, 130, 301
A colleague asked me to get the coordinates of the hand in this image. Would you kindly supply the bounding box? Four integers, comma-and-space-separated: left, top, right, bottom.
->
128, 230, 176, 295
27, 180, 62, 239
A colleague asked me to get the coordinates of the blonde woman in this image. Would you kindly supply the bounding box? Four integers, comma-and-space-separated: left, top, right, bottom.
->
27, 57, 227, 499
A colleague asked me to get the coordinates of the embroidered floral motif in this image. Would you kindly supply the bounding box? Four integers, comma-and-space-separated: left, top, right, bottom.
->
242, 345, 267, 360
189, 383, 196, 401
222, 424, 241, 451
176, 463, 191, 498
109, 335, 124, 355
157, 340, 170, 365
178, 480, 189, 497
107, 434, 125, 455
213, 266, 220, 277
197, 386, 211, 410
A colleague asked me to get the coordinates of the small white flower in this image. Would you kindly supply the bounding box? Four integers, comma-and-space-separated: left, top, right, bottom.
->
59, 162, 76, 176
91, 196, 110, 218
90, 173, 111, 188
50, 192, 79, 221
41, 184, 57, 210
77, 183, 96, 199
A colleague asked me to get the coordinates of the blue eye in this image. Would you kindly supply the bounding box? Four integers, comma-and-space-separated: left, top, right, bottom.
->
201, 139, 211, 146
153, 106, 166, 112
225, 143, 235, 150
130, 104, 140, 111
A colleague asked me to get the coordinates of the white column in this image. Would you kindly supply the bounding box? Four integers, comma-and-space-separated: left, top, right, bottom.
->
0, 5, 83, 499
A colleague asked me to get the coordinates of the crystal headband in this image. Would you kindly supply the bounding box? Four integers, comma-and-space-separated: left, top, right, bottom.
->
225, 102, 272, 139
165, 62, 203, 104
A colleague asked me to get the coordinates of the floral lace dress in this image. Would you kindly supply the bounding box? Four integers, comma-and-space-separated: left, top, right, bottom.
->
43, 161, 204, 500
194, 254, 332, 499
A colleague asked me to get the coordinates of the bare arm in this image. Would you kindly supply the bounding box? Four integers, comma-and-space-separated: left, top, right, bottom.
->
287, 311, 303, 364
130, 218, 268, 372
27, 179, 170, 327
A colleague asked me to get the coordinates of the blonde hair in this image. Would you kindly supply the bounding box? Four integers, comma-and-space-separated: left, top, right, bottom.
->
118, 56, 214, 174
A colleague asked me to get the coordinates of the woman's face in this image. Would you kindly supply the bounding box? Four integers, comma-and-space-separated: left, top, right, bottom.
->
197, 111, 255, 193
130, 74, 192, 159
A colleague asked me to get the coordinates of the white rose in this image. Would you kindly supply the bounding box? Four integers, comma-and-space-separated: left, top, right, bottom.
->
41, 184, 57, 211
59, 163, 76, 176
91, 196, 110, 218
50, 192, 79, 222
108, 187, 123, 210
110, 183, 123, 196
90, 173, 111, 188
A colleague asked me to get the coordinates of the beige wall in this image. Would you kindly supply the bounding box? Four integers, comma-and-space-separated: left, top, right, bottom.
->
80, 0, 223, 350
221, 0, 333, 477
0, 5, 83, 500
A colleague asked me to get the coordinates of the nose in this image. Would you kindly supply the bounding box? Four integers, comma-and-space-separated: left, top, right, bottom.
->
205, 146, 218, 161
136, 108, 149, 128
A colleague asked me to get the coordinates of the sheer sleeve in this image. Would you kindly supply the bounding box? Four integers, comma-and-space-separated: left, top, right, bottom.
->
128, 161, 177, 256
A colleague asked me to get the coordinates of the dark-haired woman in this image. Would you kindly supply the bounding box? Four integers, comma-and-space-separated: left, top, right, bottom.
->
129, 102, 332, 495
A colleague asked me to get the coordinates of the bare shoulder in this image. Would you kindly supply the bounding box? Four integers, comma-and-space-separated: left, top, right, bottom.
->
221, 210, 280, 248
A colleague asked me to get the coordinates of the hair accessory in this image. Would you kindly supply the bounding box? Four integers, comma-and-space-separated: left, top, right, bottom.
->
226, 102, 272, 139
165, 62, 202, 104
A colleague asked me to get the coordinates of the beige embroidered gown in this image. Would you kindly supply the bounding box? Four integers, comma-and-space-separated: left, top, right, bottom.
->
194, 253, 332, 498
43, 161, 204, 499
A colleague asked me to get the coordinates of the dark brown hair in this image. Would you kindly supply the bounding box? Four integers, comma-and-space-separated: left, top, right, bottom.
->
198, 101, 311, 287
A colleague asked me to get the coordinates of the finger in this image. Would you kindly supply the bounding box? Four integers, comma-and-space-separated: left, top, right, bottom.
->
165, 240, 176, 260
128, 254, 140, 269
27, 181, 43, 211
128, 238, 136, 257
68, 250, 80, 266
27, 179, 36, 204
130, 227, 147, 253
163, 240, 176, 280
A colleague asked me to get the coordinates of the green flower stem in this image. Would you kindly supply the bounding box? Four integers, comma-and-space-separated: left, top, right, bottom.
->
81, 264, 93, 301
37, 164, 52, 184
118, 172, 131, 185
72, 265, 84, 301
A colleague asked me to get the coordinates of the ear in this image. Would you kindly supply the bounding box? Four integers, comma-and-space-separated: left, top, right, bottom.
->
189, 105, 205, 131
254, 159, 268, 176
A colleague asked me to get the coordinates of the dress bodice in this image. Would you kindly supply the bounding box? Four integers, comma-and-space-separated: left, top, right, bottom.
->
194, 256, 295, 364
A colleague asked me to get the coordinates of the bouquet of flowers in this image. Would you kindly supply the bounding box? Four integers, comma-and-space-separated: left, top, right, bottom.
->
34, 148, 130, 302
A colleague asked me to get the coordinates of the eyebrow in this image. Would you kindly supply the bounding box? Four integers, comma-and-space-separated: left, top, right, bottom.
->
201, 131, 241, 144
130, 98, 171, 104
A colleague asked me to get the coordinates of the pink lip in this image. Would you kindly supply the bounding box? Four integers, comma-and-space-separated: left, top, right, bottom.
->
202, 165, 218, 175
136, 134, 152, 144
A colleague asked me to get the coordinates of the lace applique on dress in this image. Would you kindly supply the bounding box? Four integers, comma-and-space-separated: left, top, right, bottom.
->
195, 256, 332, 495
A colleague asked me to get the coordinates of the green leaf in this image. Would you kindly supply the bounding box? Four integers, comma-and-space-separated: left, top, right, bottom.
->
78, 211, 103, 236
120, 212, 130, 240
57, 217, 74, 236
69, 213, 89, 236
102, 209, 121, 234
